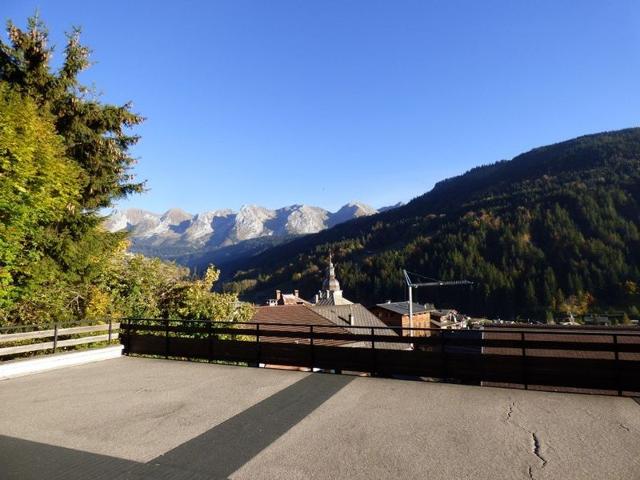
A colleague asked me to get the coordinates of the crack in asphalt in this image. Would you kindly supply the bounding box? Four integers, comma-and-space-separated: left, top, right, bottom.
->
531, 432, 547, 467
505, 400, 515, 422
504, 399, 549, 479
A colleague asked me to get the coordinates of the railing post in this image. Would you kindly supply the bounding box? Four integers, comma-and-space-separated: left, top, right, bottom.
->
613, 334, 621, 396
53, 322, 59, 353
165, 319, 170, 359
256, 323, 261, 367
441, 331, 448, 381
521, 331, 528, 390
371, 327, 376, 377
108, 318, 113, 343
208, 320, 213, 363
126, 319, 132, 354
309, 325, 315, 372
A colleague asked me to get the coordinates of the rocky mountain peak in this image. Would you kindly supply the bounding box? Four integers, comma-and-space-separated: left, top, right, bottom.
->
329, 201, 377, 227
160, 208, 192, 224
103, 201, 381, 261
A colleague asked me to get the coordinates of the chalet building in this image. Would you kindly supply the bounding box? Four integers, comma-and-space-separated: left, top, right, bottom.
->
370, 301, 433, 336
371, 303, 471, 335
430, 309, 468, 329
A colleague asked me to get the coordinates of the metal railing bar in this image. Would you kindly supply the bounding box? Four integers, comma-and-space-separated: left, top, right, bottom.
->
122, 318, 640, 337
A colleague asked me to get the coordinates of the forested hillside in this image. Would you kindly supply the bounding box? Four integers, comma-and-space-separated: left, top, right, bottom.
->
226, 129, 640, 320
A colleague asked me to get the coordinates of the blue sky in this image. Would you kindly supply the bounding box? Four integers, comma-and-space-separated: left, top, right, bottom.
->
4, 1, 640, 213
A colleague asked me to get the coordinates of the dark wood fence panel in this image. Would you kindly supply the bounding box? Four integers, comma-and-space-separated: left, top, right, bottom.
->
127, 334, 165, 357
259, 342, 310, 368
210, 340, 254, 363
168, 337, 209, 359
313, 345, 376, 373
120, 319, 640, 396
375, 349, 445, 378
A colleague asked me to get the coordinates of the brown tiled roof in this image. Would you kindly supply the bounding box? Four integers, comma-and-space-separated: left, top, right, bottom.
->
252, 305, 350, 346
253, 305, 331, 325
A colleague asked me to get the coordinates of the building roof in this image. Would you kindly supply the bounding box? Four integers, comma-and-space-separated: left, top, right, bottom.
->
374, 301, 432, 316
311, 304, 387, 331
311, 304, 407, 350
280, 294, 310, 305
253, 305, 333, 326
314, 294, 353, 306
252, 304, 407, 349
251, 305, 349, 346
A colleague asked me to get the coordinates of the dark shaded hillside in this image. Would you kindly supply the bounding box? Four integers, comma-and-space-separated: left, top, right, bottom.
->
176, 235, 297, 276
225, 129, 640, 320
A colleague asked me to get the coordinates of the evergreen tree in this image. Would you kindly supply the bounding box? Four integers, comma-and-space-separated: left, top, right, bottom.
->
0, 16, 144, 209
0, 15, 143, 322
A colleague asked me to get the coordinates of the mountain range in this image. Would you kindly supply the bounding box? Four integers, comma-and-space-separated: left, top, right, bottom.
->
104, 202, 398, 265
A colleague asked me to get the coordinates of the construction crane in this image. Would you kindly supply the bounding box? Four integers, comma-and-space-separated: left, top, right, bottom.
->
402, 269, 473, 336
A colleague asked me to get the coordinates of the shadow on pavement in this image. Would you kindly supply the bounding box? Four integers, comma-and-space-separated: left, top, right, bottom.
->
1, 372, 353, 480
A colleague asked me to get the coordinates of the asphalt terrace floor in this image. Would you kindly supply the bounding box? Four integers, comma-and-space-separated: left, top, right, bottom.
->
1, 356, 639, 479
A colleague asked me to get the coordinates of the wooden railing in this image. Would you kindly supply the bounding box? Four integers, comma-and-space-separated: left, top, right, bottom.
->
0, 320, 119, 359
120, 318, 640, 396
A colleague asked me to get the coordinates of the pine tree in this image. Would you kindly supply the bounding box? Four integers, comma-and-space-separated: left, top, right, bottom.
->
0, 16, 144, 209
0, 15, 143, 322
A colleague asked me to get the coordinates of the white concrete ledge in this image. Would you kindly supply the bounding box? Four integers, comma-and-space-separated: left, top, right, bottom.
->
0, 345, 124, 380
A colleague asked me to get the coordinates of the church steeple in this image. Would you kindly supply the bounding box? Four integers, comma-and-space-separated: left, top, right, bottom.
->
322, 252, 341, 292
312, 252, 352, 305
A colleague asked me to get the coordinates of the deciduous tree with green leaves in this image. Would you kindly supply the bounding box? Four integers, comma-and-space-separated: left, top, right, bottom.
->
0, 82, 80, 318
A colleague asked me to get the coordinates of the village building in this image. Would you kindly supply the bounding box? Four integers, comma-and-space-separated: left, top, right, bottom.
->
430, 309, 468, 329
311, 303, 407, 349
370, 301, 433, 336
254, 255, 406, 351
